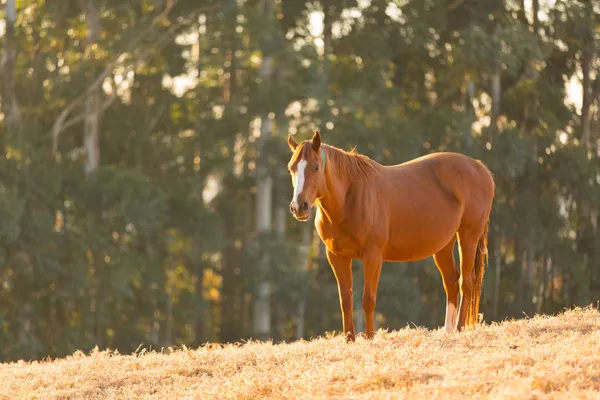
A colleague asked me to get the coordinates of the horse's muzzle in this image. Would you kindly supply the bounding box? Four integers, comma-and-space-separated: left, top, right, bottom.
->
290, 201, 310, 220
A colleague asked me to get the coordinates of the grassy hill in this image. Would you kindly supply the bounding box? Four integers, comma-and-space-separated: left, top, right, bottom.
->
1, 307, 599, 399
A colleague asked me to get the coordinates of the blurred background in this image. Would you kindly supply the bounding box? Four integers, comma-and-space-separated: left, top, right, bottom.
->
0, 0, 599, 362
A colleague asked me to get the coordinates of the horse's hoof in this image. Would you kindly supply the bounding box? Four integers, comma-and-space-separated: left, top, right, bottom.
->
345, 332, 356, 343
354, 332, 374, 340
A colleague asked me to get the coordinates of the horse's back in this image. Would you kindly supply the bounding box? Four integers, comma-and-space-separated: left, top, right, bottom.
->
377, 152, 494, 261
388, 152, 493, 200
401, 152, 495, 230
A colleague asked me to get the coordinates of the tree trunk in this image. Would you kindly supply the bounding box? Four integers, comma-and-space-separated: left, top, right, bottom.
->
165, 274, 174, 346
14, 252, 35, 360
252, 0, 275, 341
521, 238, 535, 314
493, 241, 502, 320
218, 180, 246, 343
220, 239, 239, 342
464, 74, 476, 146
536, 255, 549, 314
581, 43, 593, 148
490, 23, 502, 320
0, 0, 21, 139
531, 0, 539, 31
253, 124, 273, 341
273, 206, 287, 341
82, 0, 101, 177
295, 219, 312, 340
194, 251, 206, 345
146, 240, 160, 346
517, 0, 540, 316
490, 23, 502, 144
222, 0, 237, 105
577, 0, 596, 309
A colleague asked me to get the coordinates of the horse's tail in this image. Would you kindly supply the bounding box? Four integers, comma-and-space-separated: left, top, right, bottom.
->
466, 219, 489, 326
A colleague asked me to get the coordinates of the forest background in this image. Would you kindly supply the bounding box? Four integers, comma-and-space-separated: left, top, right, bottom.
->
0, 0, 599, 362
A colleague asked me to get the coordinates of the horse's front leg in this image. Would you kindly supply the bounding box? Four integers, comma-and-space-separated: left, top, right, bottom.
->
362, 249, 383, 339
326, 249, 355, 342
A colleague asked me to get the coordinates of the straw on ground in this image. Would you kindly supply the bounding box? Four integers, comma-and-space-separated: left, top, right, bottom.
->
1, 307, 599, 399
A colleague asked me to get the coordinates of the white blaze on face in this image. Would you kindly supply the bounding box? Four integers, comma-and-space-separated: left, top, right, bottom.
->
292, 159, 307, 209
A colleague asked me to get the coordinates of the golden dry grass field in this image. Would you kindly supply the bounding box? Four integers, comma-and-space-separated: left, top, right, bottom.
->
1, 307, 599, 399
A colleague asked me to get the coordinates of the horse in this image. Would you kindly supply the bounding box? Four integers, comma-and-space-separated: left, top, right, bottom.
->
287, 130, 495, 342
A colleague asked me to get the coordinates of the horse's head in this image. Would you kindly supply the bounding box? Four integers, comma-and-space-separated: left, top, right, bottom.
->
287, 130, 327, 221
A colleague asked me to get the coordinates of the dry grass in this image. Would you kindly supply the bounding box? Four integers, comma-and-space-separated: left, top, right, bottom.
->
2, 307, 600, 399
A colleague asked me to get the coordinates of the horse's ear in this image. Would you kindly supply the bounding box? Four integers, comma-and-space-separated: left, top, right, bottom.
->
311, 130, 321, 151
288, 134, 298, 152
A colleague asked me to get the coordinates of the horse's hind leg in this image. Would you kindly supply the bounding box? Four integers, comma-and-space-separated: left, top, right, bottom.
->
456, 226, 484, 330
433, 235, 459, 332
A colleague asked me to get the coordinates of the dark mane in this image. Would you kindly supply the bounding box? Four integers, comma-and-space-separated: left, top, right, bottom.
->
322, 144, 380, 183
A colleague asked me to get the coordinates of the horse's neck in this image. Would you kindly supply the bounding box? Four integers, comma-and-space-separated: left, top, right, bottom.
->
317, 163, 351, 223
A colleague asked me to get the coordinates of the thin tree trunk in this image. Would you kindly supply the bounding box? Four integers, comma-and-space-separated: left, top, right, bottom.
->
219, 238, 238, 342
491, 72, 501, 129
273, 110, 290, 342
531, 0, 539, 31
464, 74, 476, 146
544, 255, 556, 304
222, 0, 237, 105
295, 220, 312, 340
146, 240, 160, 346
0, 0, 30, 356
273, 206, 287, 341
577, 0, 595, 307
253, 130, 273, 341
86, 248, 99, 347
321, 4, 331, 101
252, 0, 275, 341
518, 0, 540, 315
15, 252, 35, 359
581, 45, 593, 148
165, 272, 174, 345
82, 0, 101, 177
493, 242, 502, 320
0, 0, 21, 139
490, 23, 502, 320
536, 254, 546, 314
194, 251, 205, 345
490, 23, 502, 144
218, 178, 246, 343
527, 242, 535, 293
521, 239, 535, 313
241, 185, 254, 338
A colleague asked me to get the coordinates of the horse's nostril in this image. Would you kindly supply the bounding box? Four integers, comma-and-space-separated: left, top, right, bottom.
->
301, 202, 309, 212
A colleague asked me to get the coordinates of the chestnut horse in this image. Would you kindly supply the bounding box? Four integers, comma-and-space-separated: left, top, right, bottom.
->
287, 130, 494, 341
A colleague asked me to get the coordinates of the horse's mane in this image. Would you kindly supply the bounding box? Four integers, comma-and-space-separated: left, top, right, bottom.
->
288, 142, 380, 183
322, 144, 380, 183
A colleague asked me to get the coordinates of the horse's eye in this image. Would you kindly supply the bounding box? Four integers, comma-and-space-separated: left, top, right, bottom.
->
314, 165, 319, 171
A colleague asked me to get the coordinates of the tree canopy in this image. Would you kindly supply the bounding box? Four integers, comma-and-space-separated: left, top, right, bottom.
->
0, 0, 598, 362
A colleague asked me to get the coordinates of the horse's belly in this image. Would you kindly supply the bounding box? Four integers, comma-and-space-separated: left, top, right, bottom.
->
383, 237, 450, 262
383, 205, 461, 262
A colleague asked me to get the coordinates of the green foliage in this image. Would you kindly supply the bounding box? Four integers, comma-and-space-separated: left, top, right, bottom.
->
0, 0, 599, 362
